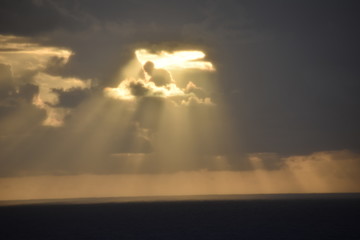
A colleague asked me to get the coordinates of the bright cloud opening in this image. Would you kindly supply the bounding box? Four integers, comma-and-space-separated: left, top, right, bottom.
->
135, 49, 215, 71
0, 35, 72, 74
0, 35, 90, 127
105, 48, 216, 105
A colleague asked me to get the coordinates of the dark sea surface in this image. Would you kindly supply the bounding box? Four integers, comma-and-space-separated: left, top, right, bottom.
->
1, 193, 359, 240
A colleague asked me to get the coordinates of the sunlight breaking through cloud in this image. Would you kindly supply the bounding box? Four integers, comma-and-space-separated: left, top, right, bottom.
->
105, 79, 185, 101
0, 35, 72, 74
104, 48, 215, 106
0, 34, 90, 127
135, 49, 215, 71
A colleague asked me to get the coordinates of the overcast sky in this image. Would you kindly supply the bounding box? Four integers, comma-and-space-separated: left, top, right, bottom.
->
0, 0, 360, 183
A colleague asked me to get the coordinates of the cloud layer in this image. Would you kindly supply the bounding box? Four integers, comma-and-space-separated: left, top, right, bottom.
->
1, 150, 359, 201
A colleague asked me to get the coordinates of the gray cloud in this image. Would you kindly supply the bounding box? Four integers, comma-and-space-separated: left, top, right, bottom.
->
51, 88, 91, 108
0, 63, 14, 101
0, 63, 42, 120
129, 81, 150, 97
0, 0, 89, 35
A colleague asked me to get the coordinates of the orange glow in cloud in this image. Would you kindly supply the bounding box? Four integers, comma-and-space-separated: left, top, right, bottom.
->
135, 49, 215, 71
104, 79, 185, 101
0, 35, 72, 74
0, 35, 91, 127
104, 48, 215, 103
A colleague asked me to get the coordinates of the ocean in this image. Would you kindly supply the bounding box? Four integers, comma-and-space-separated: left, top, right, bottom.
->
1, 193, 359, 239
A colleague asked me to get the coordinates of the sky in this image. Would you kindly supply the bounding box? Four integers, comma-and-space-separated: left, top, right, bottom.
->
0, 0, 360, 200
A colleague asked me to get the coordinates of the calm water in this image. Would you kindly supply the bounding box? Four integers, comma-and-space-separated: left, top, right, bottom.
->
1, 193, 360, 240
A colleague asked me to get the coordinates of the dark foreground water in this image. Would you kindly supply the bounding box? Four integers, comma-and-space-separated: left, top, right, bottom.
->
1, 194, 359, 240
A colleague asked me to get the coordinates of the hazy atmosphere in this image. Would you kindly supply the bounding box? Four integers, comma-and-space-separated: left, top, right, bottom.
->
1, 0, 360, 200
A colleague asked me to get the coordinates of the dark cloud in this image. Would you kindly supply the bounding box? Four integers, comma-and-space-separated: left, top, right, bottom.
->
129, 81, 150, 97
0, 0, 87, 36
0, 63, 39, 117
18, 84, 39, 103
51, 87, 91, 108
